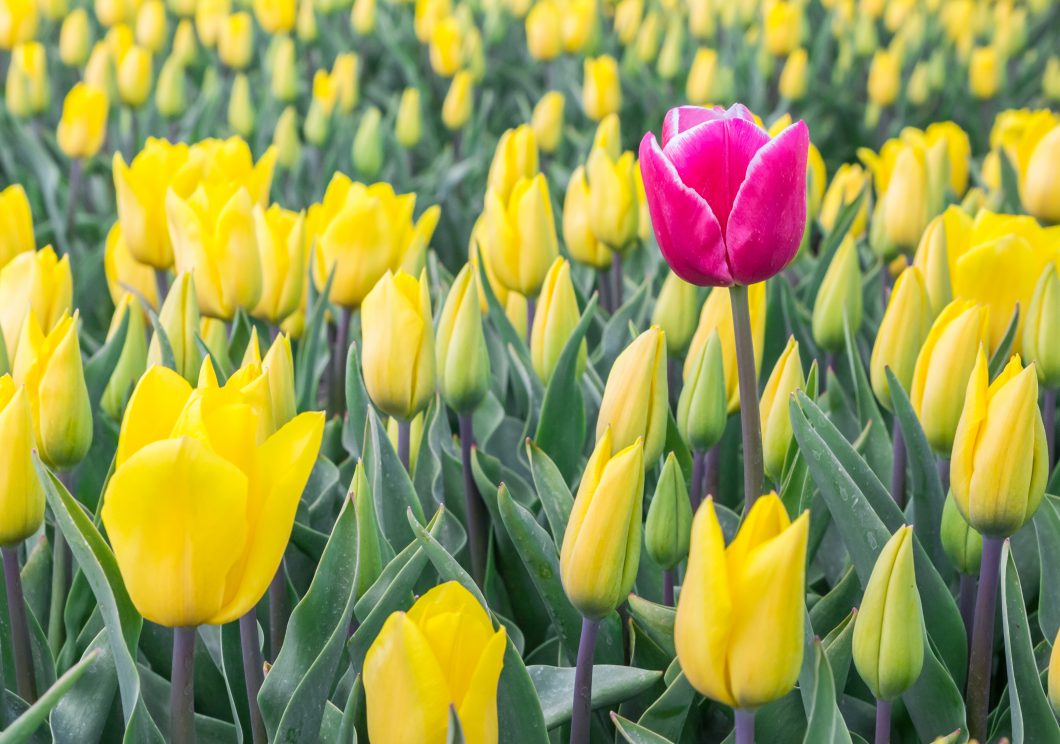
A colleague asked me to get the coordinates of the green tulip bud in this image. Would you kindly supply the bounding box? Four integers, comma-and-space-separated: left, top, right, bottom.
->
273, 106, 302, 170
228, 73, 255, 138
1023, 264, 1060, 389
677, 330, 727, 452
436, 265, 490, 413
155, 55, 186, 120
645, 452, 692, 570
395, 87, 422, 149
651, 271, 699, 358
812, 236, 863, 353
940, 492, 982, 575
353, 106, 383, 178
101, 295, 148, 420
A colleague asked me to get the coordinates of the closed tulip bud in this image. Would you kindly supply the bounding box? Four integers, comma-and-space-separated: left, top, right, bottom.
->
763, 0, 799, 56
657, 16, 684, 80
779, 48, 808, 101
436, 265, 490, 412
226, 73, 255, 137
562, 165, 612, 270
634, 12, 661, 64
819, 163, 871, 238
586, 147, 638, 250
941, 491, 982, 575
273, 106, 302, 169
531, 257, 585, 384
252, 205, 306, 325
613, 0, 642, 44
812, 237, 863, 352
852, 525, 925, 700
102, 364, 324, 627
269, 37, 298, 103
969, 46, 1000, 99
239, 331, 297, 433
560, 429, 644, 618
652, 272, 699, 357
147, 272, 201, 381
429, 15, 463, 76
878, 143, 931, 253
871, 266, 931, 411
0, 246, 73, 360
486, 125, 539, 205
911, 300, 990, 455
198, 317, 227, 363
582, 55, 621, 122
364, 582, 506, 744
760, 337, 804, 481
0, 375, 45, 546
352, 107, 383, 179
117, 45, 152, 108
254, 0, 295, 34
677, 330, 727, 451
101, 295, 148, 419
908, 63, 931, 106
394, 87, 422, 149
531, 91, 564, 154
677, 494, 809, 707
867, 50, 900, 107
560, 0, 595, 53
1023, 265, 1060, 388
172, 19, 198, 66
59, 8, 92, 67
1021, 125, 1060, 224
951, 352, 1047, 537
218, 12, 253, 69
361, 270, 435, 421
350, 0, 375, 34
912, 206, 970, 317
154, 56, 185, 118
442, 70, 473, 130
482, 173, 558, 296
597, 326, 668, 465
645, 452, 692, 570
5, 42, 48, 117
13, 312, 92, 470
296, 0, 316, 41
686, 47, 717, 105
57, 83, 109, 160
103, 223, 159, 310
0, 0, 36, 50
332, 53, 359, 113
526, 0, 561, 60
136, 1, 167, 52
83, 42, 115, 95
1045, 57, 1060, 103
0, 184, 34, 269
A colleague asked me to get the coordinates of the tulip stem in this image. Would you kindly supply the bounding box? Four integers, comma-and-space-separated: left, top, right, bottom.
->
662, 569, 675, 607
155, 269, 170, 302
729, 284, 764, 508
171, 626, 197, 744
959, 572, 978, 654
890, 420, 907, 510
398, 420, 412, 472
268, 563, 288, 662
64, 159, 82, 253
611, 254, 624, 309
704, 445, 721, 505
936, 457, 950, 494
569, 617, 600, 744
2, 547, 37, 703
239, 613, 267, 744
526, 298, 536, 342
874, 698, 891, 744
1045, 388, 1056, 471
734, 708, 755, 744
967, 535, 1004, 743
458, 413, 487, 587
329, 307, 353, 416
598, 271, 613, 314
690, 450, 705, 512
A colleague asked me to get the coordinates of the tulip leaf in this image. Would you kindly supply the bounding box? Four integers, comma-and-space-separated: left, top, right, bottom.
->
802, 188, 867, 304
83, 309, 129, 410
526, 440, 574, 545
612, 712, 675, 744
259, 499, 360, 743
635, 666, 696, 740
799, 640, 852, 744
0, 648, 101, 744
821, 610, 856, 693
144, 305, 178, 375
527, 664, 662, 730
447, 705, 466, 744
363, 409, 426, 552
409, 507, 486, 608
295, 268, 335, 413
474, 257, 533, 369
49, 633, 119, 743
341, 342, 370, 460
998, 149, 1023, 214
195, 336, 228, 384
1034, 495, 1060, 641
898, 637, 968, 741
1001, 542, 1060, 743
625, 595, 675, 658
599, 279, 651, 373
35, 459, 165, 744
842, 314, 891, 484
987, 306, 1020, 381
808, 566, 860, 646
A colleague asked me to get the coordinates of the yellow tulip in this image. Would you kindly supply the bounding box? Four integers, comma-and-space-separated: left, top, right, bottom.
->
171, 19, 198, 66
1023, 265, 1060, 389
871, 266, 931, 411
218, 12, 253, 69
57, 83, 109, 160
395, 87, 423, 149
414, 0, 451, 42
0, 246, 72, 361
59, 8, 92, 66
596, 326, 668, 465
196, 0, 228, 45
969, 46, 1000, 99
5, 42, 48, 118
361, 270, 436, 421
819, 163, 871, 238
481, 174, 558, 296
812, 236, 863, 352
442, 70, 473, 130
0, 375, 45, 546
147, 272, 201, 381
0, 184, 33, 269
951, 352, 1047, 537
657, 15, 684, 80
530, 257, 585, 384
155, 55, 186, 118
612, 0, 642, 44
364, 582, 507, 744
651, 272, 699, 358
273, 106, 302, 169
874, 141, 932, 255
117, 45, 152, 108
238, 330, 298, 435
867, 50, 900, 106
296, 0, 316, 41
95, 0, 136, 27
560, 428, 645, 619
676, 494, 809, 708
199, 317, 228, 365
270, 37, 298, 103
923, 121, 972, 197
332, 52, 359, 113
582, 55, 621, 122
530, 91, 564, 154
135, 0, 167, 52
103, 223, 158, 310
686, 47, 717, 105
253, 0, 295, 33
0, 0, 36, 50
760, 337, 804, 481
101, 363, 324, 626
562, 165, 612, 270
525, 0, 560, 60
227, 73, 255, 138
101, 294, 148, 419
633, 12, 661, 64
912, 206, 971, 317
586, 147, 638, 250
1021, 125, 1060, 224
763, 0, 800, 56
13, 312, 92, 470
248, 205, 305, 326
779, 48, 808, 101
436, 265, 490, 412
350, 0, 375, 34
485, 125, 539, 205
560, 0, 594, 53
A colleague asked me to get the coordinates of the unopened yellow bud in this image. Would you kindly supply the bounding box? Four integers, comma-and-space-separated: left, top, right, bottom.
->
0, 375, 45, 545
0, 184, 34, 269
442, 70, 473, 130
5, 41, 48, 118
867, 50, 900, 107
273, 106, 302, 170
172, 19, 198, 66
686, 47, 717, 105
147, 272, 201, 381
531, 91, 564, 154
436, 264, 490, 412
218, 12, 253, 69
59, 8, 93, 67
582, 55, 621, 122
812, 237, 863, 352
350, 0, 375, 34
486, 124, 539, 204
760, 337, 804, 481
1023, 265, 1060, 388
352, 106, 383, 179
1021, 125, 1060, 224
57, 83, 109, 160
596, 326, 668, 465
870, 266, 932, 410
531, 257, 585, 384
395, 87, 422, 149
270, 36, 299, 103
117, 45, 152, 108
779, 48, 808, 101
969, 46, 1001, 99
481, 173, 558, 296
136, 0, 167, 52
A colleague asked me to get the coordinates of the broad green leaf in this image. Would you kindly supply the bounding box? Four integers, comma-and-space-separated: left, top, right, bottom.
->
526, 441, 574, 546
625, 595, 675, 658
612, 712, 675, 744
987, 307, 1020, 380
295, 269, 334, 412
528, 664, 662, 730
363, 410, 426, 551
1034, 495, 1060, 641
341, 342, 370, 460
842, 314, 891, 484
636, 664, 696, 741
0, 649, 101, 744
800, 639, 851, 744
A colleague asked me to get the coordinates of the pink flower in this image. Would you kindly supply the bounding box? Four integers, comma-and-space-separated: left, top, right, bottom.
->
639, 104, 809, 287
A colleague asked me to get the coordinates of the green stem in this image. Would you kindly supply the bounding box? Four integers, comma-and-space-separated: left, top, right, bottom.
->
2, 546, 37, 702
729, 284, 764, 508
171, 626, 197, 744
47, 530, 68, 656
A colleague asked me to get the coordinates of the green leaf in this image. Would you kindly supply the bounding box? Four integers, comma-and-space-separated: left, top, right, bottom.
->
410, 507, 486, 608
527, 665, 662, 730
526, 440, 574, 546
801, 188, 867, 304
625, 595, 675, 658
363, 410, 426, 551
842, 314, 891, 484
83, 309, 129, 409
447, 705, 466, 744
611, 712, 675, 744
1001, 541, 1060, 743
0, 649, 101, 744
635, 665, 696, 741
341, 342, 370, 460
800, 640, 851, 744
295, 269, 335, 412
1034, 495, 1060, 641
988, 306, 1021, 380
899, 637, 967, 741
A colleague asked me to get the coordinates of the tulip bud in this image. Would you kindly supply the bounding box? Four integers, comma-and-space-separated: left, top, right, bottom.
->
361, 270, 436, 421
1023, 265, 1060, 389
394, 87, 422, 149
331, 52, 359, 113
269, 37, 299, 103
351, 0, 375, 34
442, 70, 473, 130
560, 429, 645, 618
582, 55, 621, 121
686, 47, 717, 105
117, 45, 152, 109
482, 173, 558, 296
1022, 125, 1060, 224
172, 19, 198, 66
352, 106, 383, 179
1045, 57, 1060, 103
199, 317, 228, 364
562, 165, 612, 270
0, 0, 36, 50
274, 106, 302, 170
303, 82, 333, 146
760, 337, 804, 481
101, 295, 148, 419
154, 55, 186, 119
819, 163, 870, 238
677, 330, 727, 452
586, 147, 638, 250
436, 265, 490, 412
252, 205, 306, 325
60, 8, 92, 67
651, 273, 699, 358
852, 525, 926, 700
867, 50, 900, 106
677, 494, 809, 708
296, 0, 317, 40
226, 73, 255, 138
254, 0, 296, 34
148, 272, 202, 381
13, 312, 92, 470
0, 246, 73, 361
613, 0, 642, 44
912, 206, 970, 317
6, 42, 48, 118
486, 125, 539, 205
104, 224, 158, 310
560, 0, 595, 53
941, 491, 982, 576
526, 0, 561, 60
0, 184, 33, 269
969, 46, 1001, 99
870, 266, 932, 411
645, 452, 692, 570
218, 12, 254, 69
597, 326, 668, 465
0, 374, 44, 546
135, 0, 167, 52
779, 48, 808, 101
951, 352, 1047, 537
657, 16, 684, 80
764, 0, 800, 56
531, 257, 585, 384
911, 300, 990, 455
531, 91, 564, 154
634, 12, 661, 64
812, 237, 863, 352
57, 83, 109, 160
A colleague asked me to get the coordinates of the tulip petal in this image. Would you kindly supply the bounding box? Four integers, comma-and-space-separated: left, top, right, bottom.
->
101, 437, 248, 627
115, 365, 194, 467
725, 121, 809, 285
638, 133, 730, 286
660, 104, 757, 147
456, 629, 507, 744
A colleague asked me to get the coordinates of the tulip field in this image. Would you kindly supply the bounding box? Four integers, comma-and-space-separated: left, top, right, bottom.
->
2, 0, 1060, 742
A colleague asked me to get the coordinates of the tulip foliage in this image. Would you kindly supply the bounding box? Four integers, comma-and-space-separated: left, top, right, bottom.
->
2, 0, 1060, 743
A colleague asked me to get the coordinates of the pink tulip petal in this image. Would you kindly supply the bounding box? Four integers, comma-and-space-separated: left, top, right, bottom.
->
638, 133, 732, 287
660, 104, 758, 147
726, 121, 810, 285
664, 118, 771, 234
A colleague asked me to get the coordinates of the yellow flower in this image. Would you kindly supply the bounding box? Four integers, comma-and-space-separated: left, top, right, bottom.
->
560, 429, 645, 618
1024, 265, 1060, 388
562, 165, 612, 270
273, 106, 302, 169
117, 44, 152, 108
59, 8, 92, 66
101, 294, 148, 419
331, 52, 359, 113
361, 270, 436, 421
969, 46, 1001, 99
0, 184, 33, 269
135, 0, 167, 52
228, 73, 255, 139
270, 36, 298, 103
5, 41, 49, 117
582, 55, 621, 122
560, 0, 595, 53
238, 330, 298, 436
253, 0, 295, 33
812, 236, 863, 352
911, 206, 971, 317
485, 125, 539, 206
103, 223, 159, 310
12, 312, 92, 470
195, 0, 228, 41
350, 0, 375, 34
251, 205, 306, 326
442, 70, 473, 130
57, 83, 109, 160
364, 582, 507, 744
101, 363, 324, 626
481, 174, 558, 296
923, 121, 972, 197
0, 375, 45, 546
395, 87, 423, 149
779, 48, 808, 101
525, 0, 560, 60
760, 337, 804, 481
596, 326, 668, 465
155, 55, 186, 118
951, 352, 1047, 537
1021, 124, 1060, 224
676, 494, 809, 708
763, 0, 800, 56
867, 49, 900, 106
530, 257, 585, 384
819, 164, 871, 238
0, 0, 37, 50
686, 47, 717, 105
436, 264, 490, 413
651, 271, 699, 358
871, 266, 931, 411
586, 147, 638, 250
217, 11, 253, 69
171, 19, 198, 65
531, 91, 564, 154
0, 246, 72, 360
146, 272, 201, 382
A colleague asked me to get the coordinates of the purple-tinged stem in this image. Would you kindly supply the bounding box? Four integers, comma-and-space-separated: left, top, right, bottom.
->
611, 253, 624, 309
690, 450, 705, 512
171, 626, 197, 744
1045, 388, 1056, 472
238, 613, 267, 744
704, 445, 721, 505
2, 547, 37, 702
398, 419, 412, 472
458, 413, 487, 587
937, 457, 950, 494
155, 269, 170, 302
734, 708, 755, 744
526, 298, 537, 343
329, 306, 352, 416
569, 618, 600, 744
268, 563, 288, 662
729, 284, 763, 509
874, 698, 892, 744
662, 569, 675, 607
966, 536, 1004, 743
891, 420, 907, 510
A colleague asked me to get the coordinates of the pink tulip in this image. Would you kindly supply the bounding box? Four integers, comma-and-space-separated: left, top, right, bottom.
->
639, 104, 809, 287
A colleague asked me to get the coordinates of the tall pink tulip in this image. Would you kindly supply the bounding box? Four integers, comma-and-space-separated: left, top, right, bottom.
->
638, 104, 809, 287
